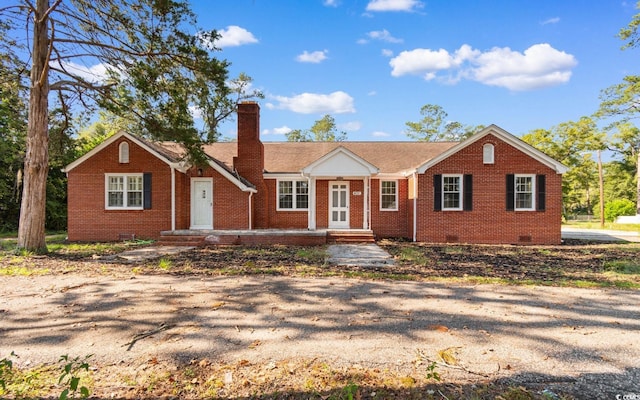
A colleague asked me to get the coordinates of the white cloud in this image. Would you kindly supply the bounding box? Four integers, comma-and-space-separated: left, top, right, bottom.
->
340, 121, 362, 131
368, 90, 377, 96
215, 26, 258, 48
366, 0, 423, 12
270, 91, 355, 114
367, 29, 403, 43
381, 49, 394, 57
323, 0, 339, 6
296, 50, 329, 63
541, 17, 560, 25
470, 44, 577, 90
372, 131, 390, 137
56, 61, 111, 83
189, 105, 203, 120
263, 126, 292, 135
389, 43, 577, 91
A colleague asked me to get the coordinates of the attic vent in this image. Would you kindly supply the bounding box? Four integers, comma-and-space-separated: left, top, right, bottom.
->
119, 142, 129, 163
518, 235, 532, 243
483, 143, 494, 164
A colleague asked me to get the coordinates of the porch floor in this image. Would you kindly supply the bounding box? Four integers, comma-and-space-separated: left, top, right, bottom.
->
158, 229, 375, 246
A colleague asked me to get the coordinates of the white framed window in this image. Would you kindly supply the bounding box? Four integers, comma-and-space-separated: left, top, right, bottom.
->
483, 143, 494, 164
515, 174, 535, 210
105, 174, 143, 209
119, 142, 130, 163
442, 174, 463, 211
380, 180, 398, 211
277, 179, 309, 210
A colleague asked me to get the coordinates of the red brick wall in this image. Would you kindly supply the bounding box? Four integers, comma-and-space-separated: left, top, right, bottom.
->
263, 179, 308, 229
316, 180, 329, 229
235, 103, 268, 228
183, 167, 250, 230
370, 178, 411, 238
67, 138, 173, 241
416, 134, 563, 245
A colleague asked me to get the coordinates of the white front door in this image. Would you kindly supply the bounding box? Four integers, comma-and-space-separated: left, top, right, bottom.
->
191, 178, 213, 229
329, 181, 349, 228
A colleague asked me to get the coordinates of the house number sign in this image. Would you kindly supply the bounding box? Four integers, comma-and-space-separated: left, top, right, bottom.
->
353, 191, 362, 196
202, 190, 207, 199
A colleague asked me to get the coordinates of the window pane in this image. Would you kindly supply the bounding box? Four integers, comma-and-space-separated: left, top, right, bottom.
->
443, 193, 460, 209
442, 176, 461, 209
109, 176, 123, 191
381, 181, 397, 209
108, 192, 123, 207
279, 181, 293, 209
128, 191, 142, 207
515, 176, 533, 209
128, 176, 142, 191
296, 181, 308, 209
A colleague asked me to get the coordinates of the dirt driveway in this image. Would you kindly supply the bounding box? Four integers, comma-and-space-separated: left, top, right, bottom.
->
1, 273, 639, 398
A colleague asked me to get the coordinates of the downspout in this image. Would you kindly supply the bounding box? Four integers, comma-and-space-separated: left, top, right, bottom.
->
412, 171, 418, 242
248, 191, 253, 230
171, 166, 176, 231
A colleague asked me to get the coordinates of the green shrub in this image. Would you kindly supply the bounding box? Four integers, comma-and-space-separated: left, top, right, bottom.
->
603, 199, 636, 222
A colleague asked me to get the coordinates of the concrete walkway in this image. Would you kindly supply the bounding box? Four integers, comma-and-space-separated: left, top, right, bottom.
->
561, 226, 640, 242
326, 243, 395, 267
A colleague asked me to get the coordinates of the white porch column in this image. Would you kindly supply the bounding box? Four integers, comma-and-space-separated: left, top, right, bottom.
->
363, 177, 369, 229
308, 176, 316, 230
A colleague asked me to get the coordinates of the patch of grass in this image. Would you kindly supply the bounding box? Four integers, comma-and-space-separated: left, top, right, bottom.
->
0, 266, 50, 276
157, 258, 173, 271
396, 246, 430, 266
296, 247, 327, 264
603, 259, 640, 274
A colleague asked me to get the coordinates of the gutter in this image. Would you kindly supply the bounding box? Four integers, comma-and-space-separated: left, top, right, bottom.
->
412, 171, 418, 242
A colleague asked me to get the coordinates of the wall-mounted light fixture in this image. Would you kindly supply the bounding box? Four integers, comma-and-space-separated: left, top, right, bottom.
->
197, 168, 203, 176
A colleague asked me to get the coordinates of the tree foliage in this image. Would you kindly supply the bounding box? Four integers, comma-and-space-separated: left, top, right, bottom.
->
596, 2, 640, 216
405, 104, 483, 142
522, 117, 606, 215
2, 0, 238, 251
0, 20, 27, 231
286, 115, 347, 142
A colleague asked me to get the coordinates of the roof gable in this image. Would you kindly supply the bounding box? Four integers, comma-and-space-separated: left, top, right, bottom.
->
63, 131, 182, 173
301, 146, 379, 177
416, 124, 569, 174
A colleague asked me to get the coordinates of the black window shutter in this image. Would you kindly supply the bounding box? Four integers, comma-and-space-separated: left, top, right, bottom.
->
433, 174, 442, 211
143, 173, 152, 209
463, 174, 473, 211
537, 174, 546, 211
506, 174, 515, 211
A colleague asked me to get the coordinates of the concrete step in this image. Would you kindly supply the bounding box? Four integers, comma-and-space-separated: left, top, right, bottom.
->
326, 230, 376, 244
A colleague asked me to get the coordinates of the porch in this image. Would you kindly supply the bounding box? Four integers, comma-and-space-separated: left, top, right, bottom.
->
158, 229, 375, 246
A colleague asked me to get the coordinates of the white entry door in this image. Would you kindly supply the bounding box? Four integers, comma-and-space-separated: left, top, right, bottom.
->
329, 181, 349, 228
191, 178, 213, 229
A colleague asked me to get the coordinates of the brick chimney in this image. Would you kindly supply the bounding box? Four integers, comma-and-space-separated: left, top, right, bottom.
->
234, 102, 268, 228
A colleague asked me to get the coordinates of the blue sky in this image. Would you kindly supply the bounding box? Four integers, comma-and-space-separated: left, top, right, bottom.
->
191, 0, 639, 142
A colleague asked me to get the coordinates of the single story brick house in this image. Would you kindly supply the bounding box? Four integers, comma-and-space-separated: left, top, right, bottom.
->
64, 102, 568, 245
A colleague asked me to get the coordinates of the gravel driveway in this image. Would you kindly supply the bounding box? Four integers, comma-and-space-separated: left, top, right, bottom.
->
1, 274, 639, 398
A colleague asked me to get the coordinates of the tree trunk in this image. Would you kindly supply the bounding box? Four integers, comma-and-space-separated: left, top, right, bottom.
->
597, 150, 605, 228
17, 0, 51, 253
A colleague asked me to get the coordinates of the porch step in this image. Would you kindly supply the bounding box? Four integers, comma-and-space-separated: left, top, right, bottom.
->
326, 230, 376, 244
157, 234, 206, 247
